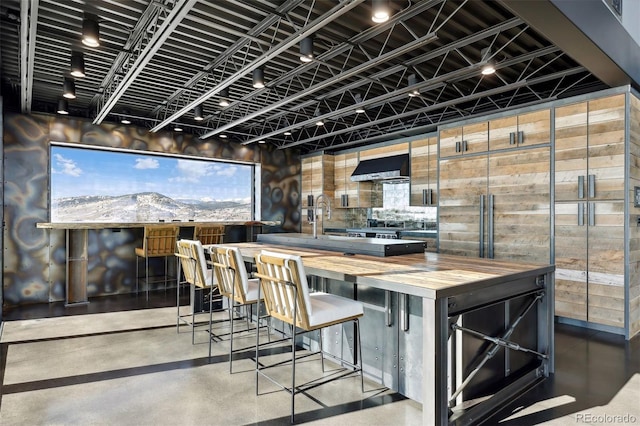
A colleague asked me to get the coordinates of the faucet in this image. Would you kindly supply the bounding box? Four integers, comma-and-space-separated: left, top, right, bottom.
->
311, 193, 332, 239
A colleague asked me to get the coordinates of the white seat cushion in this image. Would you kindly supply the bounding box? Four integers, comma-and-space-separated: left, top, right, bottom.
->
308, 292, 364, 328
245, 278, 261, 301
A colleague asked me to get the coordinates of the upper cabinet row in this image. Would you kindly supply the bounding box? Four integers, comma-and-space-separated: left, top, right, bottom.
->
439, 109, 551, 157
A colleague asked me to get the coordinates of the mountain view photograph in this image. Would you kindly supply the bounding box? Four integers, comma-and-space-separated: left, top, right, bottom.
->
50, 146, 253, 222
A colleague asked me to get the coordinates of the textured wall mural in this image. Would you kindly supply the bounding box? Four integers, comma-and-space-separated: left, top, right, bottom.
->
2, 113, 301, 309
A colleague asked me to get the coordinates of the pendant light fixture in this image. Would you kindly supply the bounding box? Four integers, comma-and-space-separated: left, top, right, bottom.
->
173, 123, 183, 132
57, 99, 69, 115
372, 0, 390, 23
63, 78, 76, 99
299, 37, 314, 63
480, 47, 496, 75
354, 93, 365, 113
70, 51, 85, 78
407, 74, 419, 97
194, 105, 204, 121
81, 16, 100, 47
219, 87, 230, 107
252, 68, 265, 89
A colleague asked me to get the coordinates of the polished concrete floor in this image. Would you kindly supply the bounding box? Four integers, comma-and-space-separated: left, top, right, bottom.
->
0, 291, 638, 425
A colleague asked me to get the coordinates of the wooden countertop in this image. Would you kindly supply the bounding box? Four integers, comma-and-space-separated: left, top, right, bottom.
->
36, 221, 279, 229
211, 242, 554, 300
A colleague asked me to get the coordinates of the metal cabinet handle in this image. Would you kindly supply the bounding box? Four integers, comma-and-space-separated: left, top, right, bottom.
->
578, 202, 585, 226
462, 140, 468, 152
385, 290, 392, 327
422, 189, 433, 206
588, 174, 595, 198
455, 141, 461, 153
518, 130, 524, 144
488, 194, 494, 259
308, 195, 314, 206
479, 195, 485, 258
578, 176, 585, 199
509, 132, 516, 145
400, 293, 409, 331
589, 202, 595, 226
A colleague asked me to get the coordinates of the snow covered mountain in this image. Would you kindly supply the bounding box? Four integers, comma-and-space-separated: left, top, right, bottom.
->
51, 192, 251, 222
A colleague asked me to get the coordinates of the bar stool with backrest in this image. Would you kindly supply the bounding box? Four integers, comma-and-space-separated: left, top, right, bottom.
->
135, 225, 179, 300
175, 239, 217, 346
193, 224, 225, 245
254, 250, 364, 423
210, 245, 263, 372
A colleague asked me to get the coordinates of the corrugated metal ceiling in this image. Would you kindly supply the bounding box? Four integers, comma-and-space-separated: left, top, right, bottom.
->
0, 0, 608, 153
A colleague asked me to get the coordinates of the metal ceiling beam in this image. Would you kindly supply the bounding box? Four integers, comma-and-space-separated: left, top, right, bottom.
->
240, 16, 525, 132
20, 0, 38, 113
150, 0, 307, 116
93, 0, 198, 124
280, 66, 586, 150
243, 41, 550, 145
150, 0, 365, 133
201, 32, 438, 140
218, 0, 444, 113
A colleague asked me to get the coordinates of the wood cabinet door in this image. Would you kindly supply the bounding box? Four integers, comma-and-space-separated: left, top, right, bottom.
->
334, 153, 346, 207
517, 109, 551, 147
587, 94, 626, 201
464, 121, 489, 154
587, 200, 625, 327
345, 152, 359, 207
438, 154, 488, 257
439, 126, 463, 158
410, 136, 437, 206
555, 102, 588, 202
301, 157, 314, 208
488, 147, 551, 263
488, 115, 517, 151
554, 202, 588, 321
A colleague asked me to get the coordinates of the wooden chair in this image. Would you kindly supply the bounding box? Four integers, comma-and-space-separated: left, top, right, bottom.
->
135, 225, 179, 300
254, 250, 364, 422
210, 245, 263, 372
175, 239, 216, 345
193, 224, 225, 245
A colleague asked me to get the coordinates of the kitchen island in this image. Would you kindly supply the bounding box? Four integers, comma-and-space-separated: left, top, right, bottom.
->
216, 241, 555, 425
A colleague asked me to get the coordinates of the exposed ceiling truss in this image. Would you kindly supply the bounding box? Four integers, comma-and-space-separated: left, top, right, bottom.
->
0, 0, 611, 154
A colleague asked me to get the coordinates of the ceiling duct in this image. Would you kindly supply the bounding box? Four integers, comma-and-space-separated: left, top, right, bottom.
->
350, 153, 409, 183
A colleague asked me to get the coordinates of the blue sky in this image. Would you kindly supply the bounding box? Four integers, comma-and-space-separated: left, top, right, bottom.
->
51, 146, 252, 202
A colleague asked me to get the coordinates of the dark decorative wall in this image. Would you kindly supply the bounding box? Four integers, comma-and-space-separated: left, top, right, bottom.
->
2, 113, 300, 309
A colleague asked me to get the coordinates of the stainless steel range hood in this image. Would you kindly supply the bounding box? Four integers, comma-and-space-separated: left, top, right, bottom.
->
350, 153, 409, 182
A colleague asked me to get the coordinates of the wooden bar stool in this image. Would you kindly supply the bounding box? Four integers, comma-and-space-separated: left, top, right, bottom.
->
135, 225, 179, 300
210, 245, 263, 371
254, 250, 364, 422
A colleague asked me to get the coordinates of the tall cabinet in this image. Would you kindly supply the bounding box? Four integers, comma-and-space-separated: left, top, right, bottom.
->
554, 95, 626, 328
438, 113, 551, 263
300, 154, 334, 234
410, 135, 438, 206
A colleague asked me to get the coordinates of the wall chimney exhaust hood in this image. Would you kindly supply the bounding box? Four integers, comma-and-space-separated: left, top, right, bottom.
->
350, 153, 410, 182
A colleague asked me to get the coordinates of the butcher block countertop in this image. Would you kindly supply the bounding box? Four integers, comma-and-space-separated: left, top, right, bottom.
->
212, 242, 554, 300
